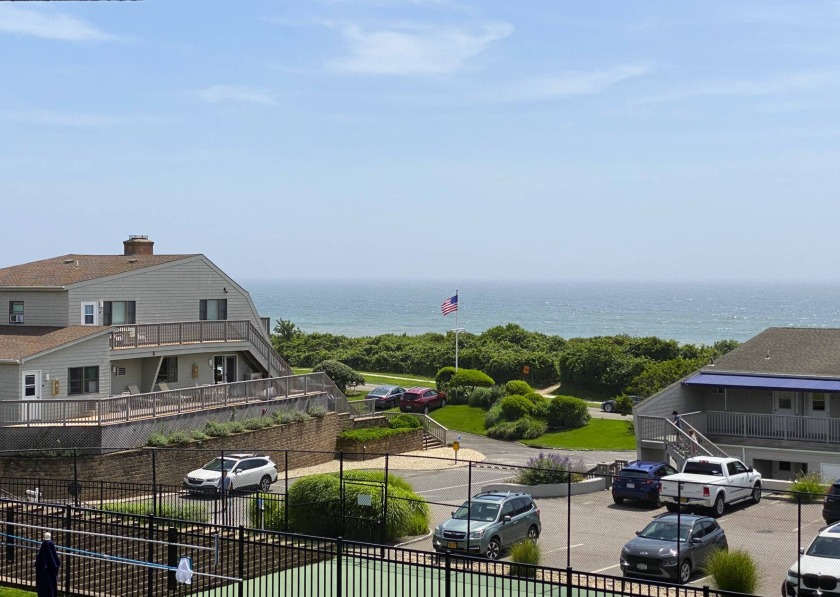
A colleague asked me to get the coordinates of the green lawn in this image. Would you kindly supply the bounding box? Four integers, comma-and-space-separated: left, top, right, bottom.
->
521, 418, 636, 450
429, 405, 488, 436
0, 587, 36, 597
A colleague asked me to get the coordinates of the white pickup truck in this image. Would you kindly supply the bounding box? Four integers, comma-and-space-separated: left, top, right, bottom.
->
659, 456, 762, 517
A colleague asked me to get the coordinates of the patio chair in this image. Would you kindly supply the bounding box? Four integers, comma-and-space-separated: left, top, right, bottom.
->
127, 384, 141, 395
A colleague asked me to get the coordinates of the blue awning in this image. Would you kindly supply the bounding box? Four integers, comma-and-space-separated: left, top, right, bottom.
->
683, 373, 840, 392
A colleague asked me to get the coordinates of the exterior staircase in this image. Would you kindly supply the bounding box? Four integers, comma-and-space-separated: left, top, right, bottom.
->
423, 432, 445, 450
665, 421, 729, 470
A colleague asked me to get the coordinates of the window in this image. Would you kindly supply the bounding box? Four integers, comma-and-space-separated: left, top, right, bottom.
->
69, 367, 99, 395
23, 374, 36, 397
103, 301, 136, 325
779, 461, 792, 472
200, 299, 227, 321
81, 302, 97, 325
9, 301, 24, 324
156, 357, 178, 383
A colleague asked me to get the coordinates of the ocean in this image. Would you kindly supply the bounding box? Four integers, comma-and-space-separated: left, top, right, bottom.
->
243, 280, 840, 346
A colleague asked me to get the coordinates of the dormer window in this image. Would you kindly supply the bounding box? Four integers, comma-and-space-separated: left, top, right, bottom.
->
9, 301, 23, 324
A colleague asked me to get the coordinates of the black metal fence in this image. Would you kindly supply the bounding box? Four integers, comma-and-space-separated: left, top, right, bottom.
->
1, 495, 756, 597
0, 447, 825, 597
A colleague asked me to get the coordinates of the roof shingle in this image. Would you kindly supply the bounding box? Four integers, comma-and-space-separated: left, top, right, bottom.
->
0, 254, 195, 287
0, 326, 108, 360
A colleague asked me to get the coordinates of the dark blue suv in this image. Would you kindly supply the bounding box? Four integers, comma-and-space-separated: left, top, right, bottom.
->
612, 461, 677, 507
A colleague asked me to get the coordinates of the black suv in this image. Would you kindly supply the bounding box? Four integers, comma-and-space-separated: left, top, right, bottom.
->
823, 479, 840, 524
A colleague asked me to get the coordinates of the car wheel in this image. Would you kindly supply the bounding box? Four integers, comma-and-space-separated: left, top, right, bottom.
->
612, 495, 624, 505
677, 559, 692, 584
423, 406, 430, 415
603, 402, 614, 413
527, 525, 539, 541
441, 399, 447, 408
665, 502, 680, 513
485, 537, 502, 560
751, 483, 762, 504
651, 492, 663, 508
711, 494, 726, 518
259, 476, 272, 492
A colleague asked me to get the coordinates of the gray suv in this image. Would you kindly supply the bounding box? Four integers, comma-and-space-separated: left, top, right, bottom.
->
432, 491, 541, 560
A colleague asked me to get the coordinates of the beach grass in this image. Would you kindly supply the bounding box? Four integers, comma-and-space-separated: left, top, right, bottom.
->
521, 418, 636, 450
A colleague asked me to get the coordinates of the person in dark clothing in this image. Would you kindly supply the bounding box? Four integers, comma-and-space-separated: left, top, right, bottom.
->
34, 531, 60, 597
672, 411, 682, 429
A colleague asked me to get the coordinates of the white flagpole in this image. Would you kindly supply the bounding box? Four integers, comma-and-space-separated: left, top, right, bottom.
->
455, 290, 459, 371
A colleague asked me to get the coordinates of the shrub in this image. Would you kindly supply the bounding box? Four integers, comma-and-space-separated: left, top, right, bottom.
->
243, 417, 271, 431
274, 410, 309, 425
487, 416, 547, 441
306, 405, 328, 418
435, 367, 457, 392
508, 540, 541, 578
249, 493, 286, 530
546, 396, 590, 429
484, 405, 504, 429
449, 369, 495, 394
285, 471, 429, 540
204, 421, 230, 437
313, 359, 364, 394
339, 427, 414, 442
227, 421, 245, 434
499, 395, 534, 421
505, 380, 532, 396
467, 386, 504, 409
167, 431, 190, 445
190, 430, 210, 441
704, 548, 759, 594
389, 414, 422, 430
517, 452, 572, 485
147, 433, 168, 447
614, 395, 634, 416
790, 471, 829, 503
531, 397, 551, 421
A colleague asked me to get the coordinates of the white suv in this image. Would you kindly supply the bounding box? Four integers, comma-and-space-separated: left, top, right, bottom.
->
183, 453, 277, 495
783, 522, 840, 596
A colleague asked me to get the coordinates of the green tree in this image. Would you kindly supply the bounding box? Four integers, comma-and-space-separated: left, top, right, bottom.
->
313, 360, 364, 394
273, 318, 302, 342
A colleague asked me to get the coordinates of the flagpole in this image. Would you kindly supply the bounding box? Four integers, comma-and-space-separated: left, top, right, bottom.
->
454, 290, 459, 371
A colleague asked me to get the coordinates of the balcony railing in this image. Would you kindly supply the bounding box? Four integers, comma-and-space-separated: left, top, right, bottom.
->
639, 411, 840, 445
0, 373, 371, 427
109, 320, 291, 377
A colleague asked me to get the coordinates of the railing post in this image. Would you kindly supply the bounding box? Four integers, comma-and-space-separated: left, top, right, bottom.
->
445, 551, 452, 597
167, 527, 178, 590
567, 467, 572, 569
5, 506, 15, 563
63, 504, 72, 596
336, 537, 343, 597
284, 451, 289, 532
147, 515, 155, 597
152, 449, 158, 517
238, 525, 245, 597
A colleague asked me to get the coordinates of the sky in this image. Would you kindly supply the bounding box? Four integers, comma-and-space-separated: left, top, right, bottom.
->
2, 1, 840, 282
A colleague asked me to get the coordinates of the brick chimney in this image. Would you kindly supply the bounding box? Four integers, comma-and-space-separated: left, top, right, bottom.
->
123, 235, 154, 256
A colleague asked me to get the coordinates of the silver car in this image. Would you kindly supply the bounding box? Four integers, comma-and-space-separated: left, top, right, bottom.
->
432, 492, 541, 560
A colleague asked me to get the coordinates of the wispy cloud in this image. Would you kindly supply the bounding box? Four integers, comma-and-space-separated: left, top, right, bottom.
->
326, 21, 513, 75
192, 85, 278, 105
645, 70, 838, 103
499, 64, 650, 103
1, 109, 156, 127
0, 5, 117, 42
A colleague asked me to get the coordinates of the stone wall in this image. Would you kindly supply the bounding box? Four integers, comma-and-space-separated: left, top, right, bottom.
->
335, 429, 424, 461
0, 413, 349, 488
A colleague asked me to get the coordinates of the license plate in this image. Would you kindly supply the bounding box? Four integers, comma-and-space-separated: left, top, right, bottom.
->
680, 498, 689, 504
626, 482, 635, 488
637, 563, 647, 570
447, 542, 457, 549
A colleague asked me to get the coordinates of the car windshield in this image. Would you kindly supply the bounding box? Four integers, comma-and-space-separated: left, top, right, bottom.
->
202, 458, 235, 472
638, 520, 691, 543
453, 501, 500, 522
807, 537, 840, 558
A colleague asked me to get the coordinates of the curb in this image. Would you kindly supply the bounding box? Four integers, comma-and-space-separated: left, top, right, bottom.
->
395, 531, 433, 547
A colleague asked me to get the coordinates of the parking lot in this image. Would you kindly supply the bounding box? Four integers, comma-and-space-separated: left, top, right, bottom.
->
420, 486, 822, 597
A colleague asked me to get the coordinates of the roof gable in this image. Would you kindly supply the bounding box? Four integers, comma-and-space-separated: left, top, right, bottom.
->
0, 254, 196, 288
707, 327, 840, 377
0, 326, 109, 361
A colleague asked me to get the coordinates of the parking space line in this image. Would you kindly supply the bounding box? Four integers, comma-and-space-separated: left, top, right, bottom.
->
543, 543, 583, 554
592, 564, 620, 573
416, 476, 514, 495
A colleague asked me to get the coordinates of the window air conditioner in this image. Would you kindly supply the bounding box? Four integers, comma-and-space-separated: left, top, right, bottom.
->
9, 314, 23, 324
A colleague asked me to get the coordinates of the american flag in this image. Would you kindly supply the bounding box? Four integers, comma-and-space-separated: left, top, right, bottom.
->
441, 294, 458, 316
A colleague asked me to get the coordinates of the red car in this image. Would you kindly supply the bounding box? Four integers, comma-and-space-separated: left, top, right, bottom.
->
399, 387, 446, 414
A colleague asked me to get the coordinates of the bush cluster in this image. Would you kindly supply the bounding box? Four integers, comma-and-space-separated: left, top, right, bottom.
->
484, 391, 589, 441
789, 471, 829, 502
487, 416, 547, 441
338, 427, 416, 443
467, 386, 505, 409
255, 471, 429, 541
704, 548, 759, 593
145, 410, 312, 446
508, 540, 541, 578
516, 453, 572, 485
388, 414, 422, 429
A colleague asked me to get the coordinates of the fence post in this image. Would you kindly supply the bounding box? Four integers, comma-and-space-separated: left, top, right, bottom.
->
465, 461, 472, 554
381, 453, 389, 552
339, 451, 345, 538
336, 537, 343, 597
5, 506, 14, 563
677, 482, 682, 571
445, 551, 452, 597
152, 449, 158, 518
63, 504, 72, 597
238, 525, 245, 597
73, 450, 79, 508
797, 492, 802, 594
566, 467, 572, 569
147, 515, 155, 597
284, 451, 289, 532
566, 567, 573, 597
167, 527, 178, 590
